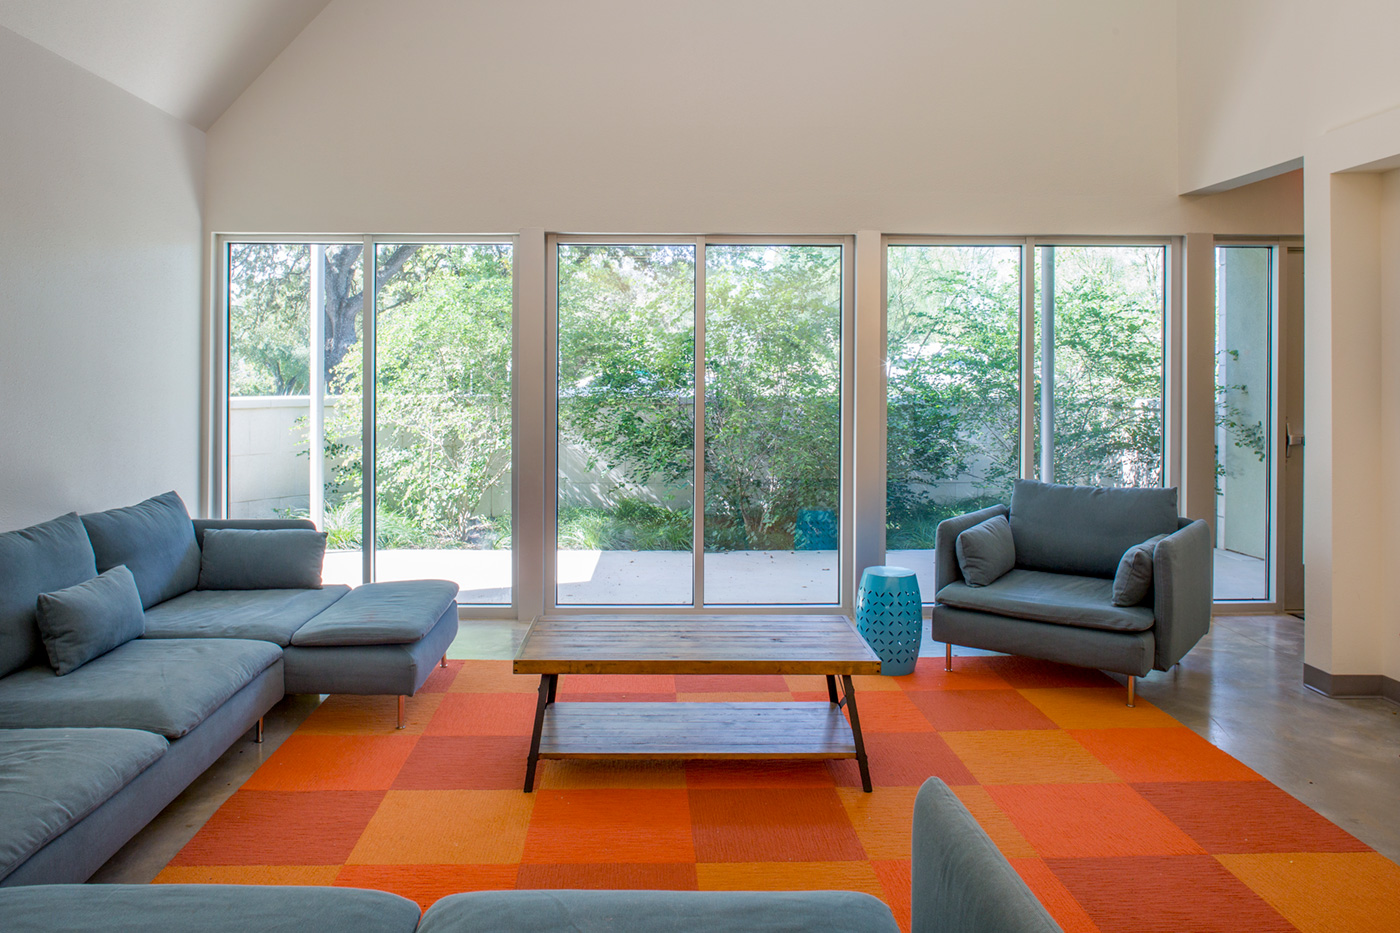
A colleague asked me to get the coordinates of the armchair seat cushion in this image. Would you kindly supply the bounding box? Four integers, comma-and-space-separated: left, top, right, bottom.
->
0, 638, 281, 738
143, 586, 350, 646
936, 569, 1155, 633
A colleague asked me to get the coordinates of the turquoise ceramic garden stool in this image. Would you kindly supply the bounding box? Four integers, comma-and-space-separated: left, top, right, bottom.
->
856, 566, 923, 675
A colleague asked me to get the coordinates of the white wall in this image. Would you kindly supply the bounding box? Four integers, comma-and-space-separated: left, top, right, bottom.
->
0, 27, 204, 531
1178, 0, 1400, 193
206, 0, 1300, 236
1382, 169, 1400, 683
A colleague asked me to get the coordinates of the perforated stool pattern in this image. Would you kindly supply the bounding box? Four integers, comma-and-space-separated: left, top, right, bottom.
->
856, 565, 923, 675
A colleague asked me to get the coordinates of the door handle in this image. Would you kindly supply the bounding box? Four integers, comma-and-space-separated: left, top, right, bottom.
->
1286, 421, 1305, 458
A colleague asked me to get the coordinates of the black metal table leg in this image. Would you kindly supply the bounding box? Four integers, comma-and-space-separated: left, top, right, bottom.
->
826, 674, 840, 704
524, 673, 556, 792
547, 674, 559, 704
842, 674, 872, 793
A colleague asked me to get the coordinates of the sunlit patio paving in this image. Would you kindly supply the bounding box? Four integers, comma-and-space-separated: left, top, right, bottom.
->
325, 546, 1264, 605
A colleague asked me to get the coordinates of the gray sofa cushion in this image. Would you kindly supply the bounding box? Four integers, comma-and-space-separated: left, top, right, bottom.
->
1009, 479, 1179, 577
955, 514, 1015, 586
198, 528, 327, 590
81, 491, 201, 609
419, 890, 900, 933
0, 728, 167, 883
936, 568, 1155, 633
290, 580, 458, 647
36, 565, 146, 675
143, 585, 350, 646
1113, 534, 1166, 606
0, 638, 281, 738
0, 512, 97, 678
0, 884, 422, 933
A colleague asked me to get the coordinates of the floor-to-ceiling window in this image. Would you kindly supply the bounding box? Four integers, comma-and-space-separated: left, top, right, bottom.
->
885, 244, 1023, 601
1214, 245, 1273, 601
550, 237, 849, 608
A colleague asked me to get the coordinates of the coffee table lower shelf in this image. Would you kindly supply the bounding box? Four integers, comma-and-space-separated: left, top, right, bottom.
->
537, 701, 858, 760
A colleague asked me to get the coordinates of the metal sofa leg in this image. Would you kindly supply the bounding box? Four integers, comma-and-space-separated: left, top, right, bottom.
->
945, 642, 953, 672
397, 695, 407, 729
1127, 675, 1135, 708
440, 655, 448, 669
255, 717, 264, 744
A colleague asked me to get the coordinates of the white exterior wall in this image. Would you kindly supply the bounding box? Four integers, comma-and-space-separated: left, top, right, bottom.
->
0, 27, 204, 531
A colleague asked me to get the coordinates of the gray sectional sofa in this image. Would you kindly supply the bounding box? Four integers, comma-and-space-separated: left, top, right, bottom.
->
0, 778, 1064, 933
0, 492, 458, 887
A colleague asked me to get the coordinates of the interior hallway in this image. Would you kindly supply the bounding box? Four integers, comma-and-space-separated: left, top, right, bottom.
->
91, 614, 1400, 884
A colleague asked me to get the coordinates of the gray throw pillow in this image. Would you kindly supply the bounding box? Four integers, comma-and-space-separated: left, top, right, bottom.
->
198, 528, 327, 590
955, 515, 1016, 587
35, 564, 145, 675
1112, 534, 1167, 606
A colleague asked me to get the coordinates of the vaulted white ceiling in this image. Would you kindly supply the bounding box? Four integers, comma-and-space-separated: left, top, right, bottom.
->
0, 0, 330, 129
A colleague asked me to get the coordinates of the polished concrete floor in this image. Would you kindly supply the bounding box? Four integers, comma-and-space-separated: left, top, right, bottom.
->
93, 613, 1400, 882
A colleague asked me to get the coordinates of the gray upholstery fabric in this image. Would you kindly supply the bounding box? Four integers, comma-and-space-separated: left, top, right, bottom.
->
955, 515, 1015, 586
1009, 480, 1179, 577
1153, 517, 1213, 670
81, 491, 200, 609
936, 569, 1155, 633
284, 606, 457, 696
198, 528, 327, 590
192, 517, 316, 547
0, 884, 422, 933
2, 663, 281, 886
934, 504, 1009, 591
0, 638, 281, 738
931, 603, 1155, 677
36, 565, 146, 674
420, 890, 899, 933
912, 778, 1063, 933
1112, 534, 1166, 607
0, 512, 97, 678
0, 728, 166, 882
142, 585, 350, 646
290, 579, 458, 646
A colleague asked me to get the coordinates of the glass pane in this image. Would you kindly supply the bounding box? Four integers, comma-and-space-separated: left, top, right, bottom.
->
704, 245, 842, 604
1037, 245, 1165, 487
1214, 246, 1272, 600
886, 245, 1021, 603
227, 242, 363, 586
556, 244, 696, 605
373, 243, 514, 604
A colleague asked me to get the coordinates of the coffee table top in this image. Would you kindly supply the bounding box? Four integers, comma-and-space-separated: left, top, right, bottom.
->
514, 614, 882, 676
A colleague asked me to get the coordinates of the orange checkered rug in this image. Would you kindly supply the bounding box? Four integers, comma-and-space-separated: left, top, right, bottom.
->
158, 657, 1400, 932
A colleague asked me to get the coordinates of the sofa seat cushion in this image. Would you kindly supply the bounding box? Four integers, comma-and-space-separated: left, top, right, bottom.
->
0, 728, 167, 882
143, 586, 351, 646
936, 569, 1156, 633
0, 512, 98, 679
419, 890, 900, 933
0, 884, 421, 933
0, 638, 281, 738
290, 580, 458, 647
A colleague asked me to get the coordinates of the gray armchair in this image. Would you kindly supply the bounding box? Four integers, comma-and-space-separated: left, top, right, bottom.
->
930, 479, 1212, 705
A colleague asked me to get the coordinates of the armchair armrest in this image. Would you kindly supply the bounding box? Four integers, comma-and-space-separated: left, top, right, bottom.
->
1152, 517, 1213, 670
192, 517, 317, 547
912, 777, 1063, 933
933, 504, 1009, 595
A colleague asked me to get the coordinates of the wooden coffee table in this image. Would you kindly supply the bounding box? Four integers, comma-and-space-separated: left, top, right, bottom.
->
513, 614, 882, 793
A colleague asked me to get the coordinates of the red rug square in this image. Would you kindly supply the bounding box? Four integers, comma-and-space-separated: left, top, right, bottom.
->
688, 788, 866, 862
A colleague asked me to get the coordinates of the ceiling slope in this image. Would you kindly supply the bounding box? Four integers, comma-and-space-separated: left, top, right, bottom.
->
0, 0, 331, 129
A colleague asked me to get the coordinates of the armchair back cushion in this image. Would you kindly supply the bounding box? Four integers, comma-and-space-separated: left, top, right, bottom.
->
0, 513, 98, 678
81, 492, 200, 609
1010, 480, 1178, 578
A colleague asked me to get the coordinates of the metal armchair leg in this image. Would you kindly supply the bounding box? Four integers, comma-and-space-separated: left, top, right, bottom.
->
255, 717, 264, 743
397, 695, 407, 729
1127, 675, 1135, 708
441, 655, 448, 669
945, 642, 953, 672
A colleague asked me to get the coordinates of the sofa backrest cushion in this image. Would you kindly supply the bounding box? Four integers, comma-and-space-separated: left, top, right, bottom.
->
0, 513, 98, 678
81, 491, 200, 610
36, 565, 146, 675
198, 528, 326, 590
1010, 479, 1179, 578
